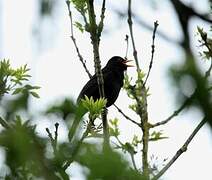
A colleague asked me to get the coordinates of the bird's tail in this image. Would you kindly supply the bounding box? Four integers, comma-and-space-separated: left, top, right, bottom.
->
68, 103, 87, 142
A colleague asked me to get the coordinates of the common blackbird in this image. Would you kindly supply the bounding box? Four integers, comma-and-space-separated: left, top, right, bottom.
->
77, 56, 133, 107
69, 56, 132, 142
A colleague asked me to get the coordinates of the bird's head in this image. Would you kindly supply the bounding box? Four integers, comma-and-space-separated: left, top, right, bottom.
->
106, 56, 134, 71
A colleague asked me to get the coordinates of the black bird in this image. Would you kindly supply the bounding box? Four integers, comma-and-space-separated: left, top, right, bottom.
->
77, 56, 133, 107
69, 56, 132, 142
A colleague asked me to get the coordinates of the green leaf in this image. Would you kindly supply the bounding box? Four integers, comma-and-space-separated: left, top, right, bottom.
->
12, 88, 23, 95
25, 84, 41, 90
149, 130, 168, 141
30, 91, 40, 98
81, 96, 107, 120
74, 21, 84, 33
123, 142, 136, 154
109, 118, 120, 137
70, 0, 87, 13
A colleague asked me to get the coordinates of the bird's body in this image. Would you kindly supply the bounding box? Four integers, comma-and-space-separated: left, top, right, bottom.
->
77, 56, 131, 107
69, 56, 132, 142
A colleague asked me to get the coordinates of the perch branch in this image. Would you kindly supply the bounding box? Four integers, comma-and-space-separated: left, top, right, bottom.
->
86, 0, 109, 149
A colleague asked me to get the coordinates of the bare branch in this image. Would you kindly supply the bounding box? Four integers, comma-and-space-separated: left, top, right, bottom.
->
127, 0, 140, 71
98, 0, 106, 42
54, 122, 59, 149
152, 118, 206, 180
66, 1, 92, 79
150, 95, 193, 128
151, 62, 212, 129
143, 21, 159, 87
45, 123, 59, 156
113, 104, 141, 127
46, 128, 55, 150
125, 34, 129, 59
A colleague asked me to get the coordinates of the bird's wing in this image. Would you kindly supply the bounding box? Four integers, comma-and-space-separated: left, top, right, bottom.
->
77, 75, 98, 102
77, 68, 113, 100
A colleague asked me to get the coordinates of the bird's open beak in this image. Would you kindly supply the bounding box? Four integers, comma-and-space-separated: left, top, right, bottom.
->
123, 59, 134, 67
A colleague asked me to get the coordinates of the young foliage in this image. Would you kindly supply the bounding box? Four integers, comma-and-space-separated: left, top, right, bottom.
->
69, 0, 87, 13
76, 143, 145, 180
81, 95, 107, 120
0, 59, 40, 100
149, 130, 168, 141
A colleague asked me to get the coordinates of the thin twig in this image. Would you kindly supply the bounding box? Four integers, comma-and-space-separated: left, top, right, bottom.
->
115, 136, 139, 172
97, 0, 106, 43
205, 59, 212, 79
54, 122, 59, 150
130, 153, 139, 171
0, 116, 10, 129
127, 0, 140, 71
125, 34, 129, 59
113, 104, 141, 127
66, 1, 92, 79
152, 118, 206, 180
150, 95, 193, 128
151, 62, 212, 129
46, 127, 57, 154
143, 21, 159, 87
46, 123, 59, 155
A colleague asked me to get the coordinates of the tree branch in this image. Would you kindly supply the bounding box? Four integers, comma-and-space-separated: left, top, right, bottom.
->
152, 118, 206, 180
127, 0, 140, 71
128, 1, 150, 178
46, 123, 59, 156
97, 0, 106, 43
151, 59, 212, 129
150, 95, 193, 128
66, 1, 92, 79
125, 34, 129, 59
86, 0, 109, 149
130, 153, 138, 171
143, 21, 159, 87
113, 104, 141, 127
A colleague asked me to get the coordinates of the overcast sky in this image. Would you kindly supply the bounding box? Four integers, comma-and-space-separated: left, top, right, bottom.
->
0, 0, 212, 180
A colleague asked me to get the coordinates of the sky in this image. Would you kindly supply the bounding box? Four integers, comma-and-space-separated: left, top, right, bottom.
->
0, 0, 212, 180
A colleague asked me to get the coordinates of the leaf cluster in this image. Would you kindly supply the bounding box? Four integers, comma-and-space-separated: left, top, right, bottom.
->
149, 131, 168, 142
76, 143, 145, 180
69, 0, 87, 14
0, 59, 40, 100
0, 116, 47, 179
123, 71, 149, 115
81, 95, 107, 120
